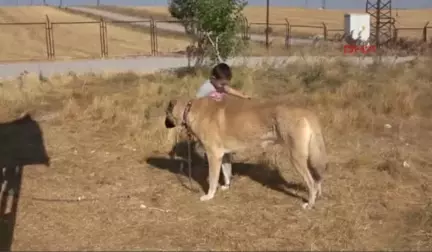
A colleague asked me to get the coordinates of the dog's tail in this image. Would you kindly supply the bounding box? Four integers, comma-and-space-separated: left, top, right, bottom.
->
307, 117, 328, 184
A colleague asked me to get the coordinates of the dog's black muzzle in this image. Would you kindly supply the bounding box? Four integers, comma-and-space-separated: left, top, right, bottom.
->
164, 117, 176, 128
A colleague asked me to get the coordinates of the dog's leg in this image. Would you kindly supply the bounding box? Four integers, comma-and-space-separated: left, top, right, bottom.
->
220, 153, 232, 191
200, 150, 223, 201
290, 147, 318, 210
275, 141, 317, 209
316, 182, 322, 197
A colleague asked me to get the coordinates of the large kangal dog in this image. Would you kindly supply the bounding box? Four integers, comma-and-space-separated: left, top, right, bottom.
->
164, 95, 327, 209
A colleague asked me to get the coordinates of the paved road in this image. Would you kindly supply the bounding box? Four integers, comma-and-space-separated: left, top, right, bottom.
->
66, 6, 314, 45
0, 56, 417, 79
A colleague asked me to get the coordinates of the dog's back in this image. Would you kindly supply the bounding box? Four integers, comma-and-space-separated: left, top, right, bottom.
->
194, 96, 318, 140
191, 96, 278, 144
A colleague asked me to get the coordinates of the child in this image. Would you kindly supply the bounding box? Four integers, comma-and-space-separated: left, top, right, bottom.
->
196, 63, 251, 100
195, 63, 250, 189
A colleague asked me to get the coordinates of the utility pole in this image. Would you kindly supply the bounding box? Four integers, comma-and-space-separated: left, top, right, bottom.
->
366, 0, 393, 48
265, 0, 269, 49
97, 0, 100, 6
322, 0, 326, 9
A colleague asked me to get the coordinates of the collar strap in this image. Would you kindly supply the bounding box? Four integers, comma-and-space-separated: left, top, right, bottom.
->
182, 100, 193, 127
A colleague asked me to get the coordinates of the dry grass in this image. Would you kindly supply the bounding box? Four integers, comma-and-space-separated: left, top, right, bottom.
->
0, 6, 189, 61
0, 57, 432, 250
120, 6, 432, 39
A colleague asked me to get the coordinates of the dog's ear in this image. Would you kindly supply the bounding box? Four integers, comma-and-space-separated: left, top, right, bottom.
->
166, 99, 177, 114
164, 99, 178, 129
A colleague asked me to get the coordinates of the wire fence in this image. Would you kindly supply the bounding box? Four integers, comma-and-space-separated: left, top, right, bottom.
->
0, 14, 430, 61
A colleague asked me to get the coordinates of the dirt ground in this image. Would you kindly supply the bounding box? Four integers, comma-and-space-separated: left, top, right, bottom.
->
0, 59, 431, 250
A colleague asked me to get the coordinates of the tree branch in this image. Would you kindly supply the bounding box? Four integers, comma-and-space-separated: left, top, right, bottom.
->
205, 32, 223, 63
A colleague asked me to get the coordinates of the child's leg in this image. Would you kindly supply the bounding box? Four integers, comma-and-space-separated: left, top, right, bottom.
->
220, 153, 232, 190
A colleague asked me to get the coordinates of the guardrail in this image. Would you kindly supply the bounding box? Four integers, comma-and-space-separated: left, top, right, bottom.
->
0, 14, 430, 61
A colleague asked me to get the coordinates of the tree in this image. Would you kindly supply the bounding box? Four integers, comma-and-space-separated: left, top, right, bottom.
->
168, 0, 247, 66
168, 0, 199, 37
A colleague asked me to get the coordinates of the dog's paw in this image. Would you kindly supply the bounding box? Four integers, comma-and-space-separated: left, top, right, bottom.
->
220, 184, 230, 191
302, 202, 313, 210
200, 194, 214, 201
316, 184, 322, 198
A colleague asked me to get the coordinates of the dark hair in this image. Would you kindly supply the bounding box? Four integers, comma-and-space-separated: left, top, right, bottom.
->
211, 63, 232, 80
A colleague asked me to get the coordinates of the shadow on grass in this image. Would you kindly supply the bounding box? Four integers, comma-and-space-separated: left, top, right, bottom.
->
146, 140, 307, 202
0, 113, 50, 251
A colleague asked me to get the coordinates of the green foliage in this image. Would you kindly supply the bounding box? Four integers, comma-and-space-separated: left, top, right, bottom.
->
168, 0, 198, 36
168, 0, 247, 64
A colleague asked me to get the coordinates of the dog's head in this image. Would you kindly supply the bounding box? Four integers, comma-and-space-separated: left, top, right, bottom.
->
164, 99, 181, 128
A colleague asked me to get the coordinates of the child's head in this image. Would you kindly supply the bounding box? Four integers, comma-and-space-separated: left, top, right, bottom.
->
210, 63, 232, 88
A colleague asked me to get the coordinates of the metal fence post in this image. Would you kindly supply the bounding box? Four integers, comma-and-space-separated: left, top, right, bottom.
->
150, 18, 154, 55
51, 22, 55, 58
242, 16, 249, 41
154, 19, 157, 56
104, 19, 108, 57
99, 18, 103, 58
322, 22, 327, 40
246, 18, 251, 40
99, 17, 108, 58
150, 17, 158, 56
284, 18, 290, 48
44, 15, 50, 59
44, 14, 54, 59
423, 21, 429, 42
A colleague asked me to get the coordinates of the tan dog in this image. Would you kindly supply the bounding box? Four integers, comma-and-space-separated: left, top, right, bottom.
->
164, 95, 327, 209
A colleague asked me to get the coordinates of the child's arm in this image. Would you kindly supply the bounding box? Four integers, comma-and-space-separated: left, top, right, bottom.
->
223, 86, 251, 99
224, 86, 251, 99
